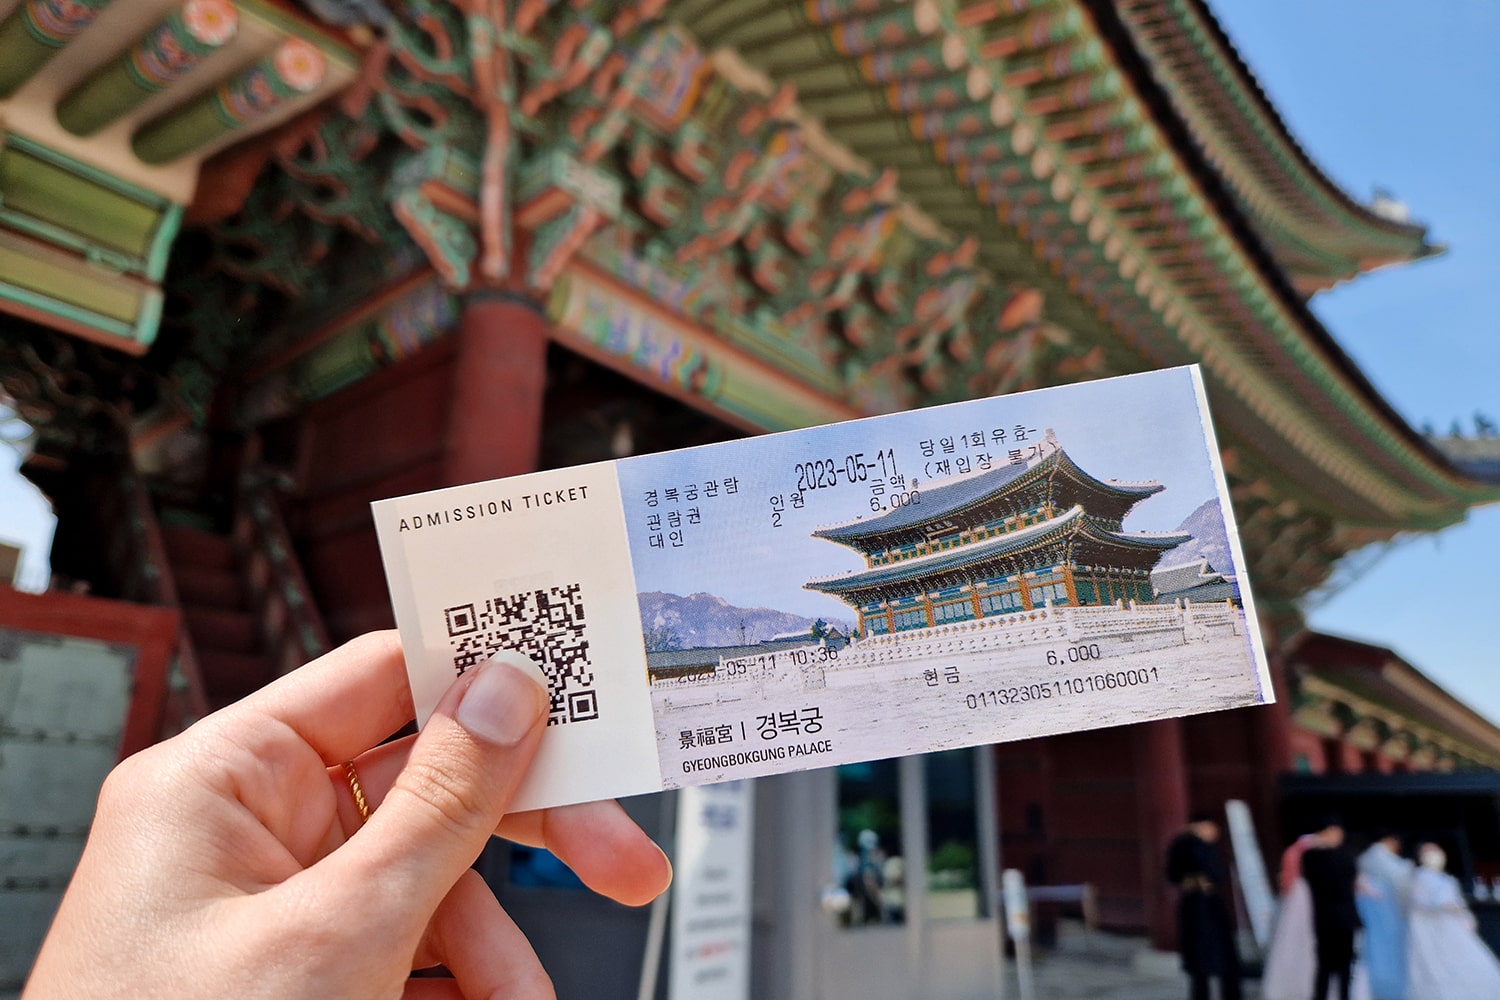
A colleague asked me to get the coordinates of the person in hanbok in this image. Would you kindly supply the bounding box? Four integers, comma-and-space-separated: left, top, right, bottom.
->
1261, 820, 1372, 1000
1356, 832, 1412, 1000
1262, 829, 1326, 1000
1406, 843, 1500, 1000
1266, 833, 1326, 995
1283, 829, 1323, 894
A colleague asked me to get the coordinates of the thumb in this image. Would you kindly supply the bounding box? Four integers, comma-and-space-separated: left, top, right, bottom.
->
325, 651, 549, 918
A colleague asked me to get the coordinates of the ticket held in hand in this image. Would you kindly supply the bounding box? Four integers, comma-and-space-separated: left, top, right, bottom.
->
373, 365, 1271, 812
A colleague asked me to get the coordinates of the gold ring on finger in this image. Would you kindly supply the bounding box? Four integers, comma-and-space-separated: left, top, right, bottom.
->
342, 760, 371, 825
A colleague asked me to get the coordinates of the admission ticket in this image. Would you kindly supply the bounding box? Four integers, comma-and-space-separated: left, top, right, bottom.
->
374, 366, 1271, 811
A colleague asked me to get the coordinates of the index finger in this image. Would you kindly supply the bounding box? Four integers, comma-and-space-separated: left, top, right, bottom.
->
499, 802, 671, 908
232, 631, 415, 765
327, 740, 672, 907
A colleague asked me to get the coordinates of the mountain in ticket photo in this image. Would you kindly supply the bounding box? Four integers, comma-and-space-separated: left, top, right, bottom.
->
637, 591, 853, 651
1158, 497, 1234, 573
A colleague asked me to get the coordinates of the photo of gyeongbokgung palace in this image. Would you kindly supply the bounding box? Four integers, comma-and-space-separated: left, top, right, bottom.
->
807, 433, 1193, 635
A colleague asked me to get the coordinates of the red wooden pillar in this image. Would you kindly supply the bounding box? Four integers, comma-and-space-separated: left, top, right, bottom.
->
1133, 717, 1190, 951
1247, 632, 1296, 862
443, 292, 551, 487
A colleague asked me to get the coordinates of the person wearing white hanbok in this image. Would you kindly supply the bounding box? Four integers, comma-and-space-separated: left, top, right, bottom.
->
1357, 834, 1413, 1000
1261, 826, 1372, 1000
1262, 834, 1324, 1000
1406, 844, 1500, 1000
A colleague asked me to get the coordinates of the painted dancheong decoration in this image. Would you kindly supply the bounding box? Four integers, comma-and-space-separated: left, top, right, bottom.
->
56, 0, 241, 137
133, 37, 328, 164
373, 366, 1271, 812
0, 0, 117, 96
9, 0, 1460, 626
4, 0, 1477, 621
0, 0, 354, 353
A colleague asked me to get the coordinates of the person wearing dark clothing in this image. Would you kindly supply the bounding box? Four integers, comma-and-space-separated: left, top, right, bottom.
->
1166, 813, 1243, 1000
1301, 822, 1361, 1000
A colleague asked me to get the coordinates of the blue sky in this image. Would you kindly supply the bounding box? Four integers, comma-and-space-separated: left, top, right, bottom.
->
1210, 0, 1500, 723
0, 434, 53, 592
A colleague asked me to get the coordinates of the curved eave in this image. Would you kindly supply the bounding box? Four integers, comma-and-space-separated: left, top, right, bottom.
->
815, 451, 1051, 544
807, 505, 1189, 595
1076, 0, 1500, 514
1116, 0, 1437, 290
1290, 631, 1500, 764
669, 0, 1500, 528
812, 446, 1161, 545
1052, 448, 1166, 501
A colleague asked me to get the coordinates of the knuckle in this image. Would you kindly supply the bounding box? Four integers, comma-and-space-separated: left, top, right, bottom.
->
97, 744, 164, 807
258, 882, 414, 982
95, 757, 142, 811
392, 754, 492, 837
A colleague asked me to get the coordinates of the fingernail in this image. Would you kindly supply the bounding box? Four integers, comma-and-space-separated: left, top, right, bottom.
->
455, 651, 548, 745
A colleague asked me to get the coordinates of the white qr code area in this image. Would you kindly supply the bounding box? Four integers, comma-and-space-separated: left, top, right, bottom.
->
444, 585, 598, 726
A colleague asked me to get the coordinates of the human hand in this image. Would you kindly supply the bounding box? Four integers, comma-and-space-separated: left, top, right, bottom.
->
24, 631, 672, 999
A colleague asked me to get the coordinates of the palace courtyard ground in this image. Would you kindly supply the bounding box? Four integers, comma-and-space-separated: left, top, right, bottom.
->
1030, 922, 1264, 1000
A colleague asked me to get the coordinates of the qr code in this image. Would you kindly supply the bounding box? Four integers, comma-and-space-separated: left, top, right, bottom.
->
444, 584, 598, 726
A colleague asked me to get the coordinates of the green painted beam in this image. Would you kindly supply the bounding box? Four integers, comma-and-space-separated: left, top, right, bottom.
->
0, 134, 171, 267
57, 0, 239, 137
0, 232, 158, 351
0, 0, 116, 97
132, 36, 326, 165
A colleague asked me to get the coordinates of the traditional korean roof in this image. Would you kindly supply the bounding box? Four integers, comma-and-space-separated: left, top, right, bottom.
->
1288, 631, 1500, 768
671, 0, 1500, 549
813, 443, 1161, 545
1150, 556, 1221, 595
0, 0, 357, 352
1150, 555, 1237, 604
1116, 0, 1440, 295
808, 504, 1188, 595
10, 0, 1494, 619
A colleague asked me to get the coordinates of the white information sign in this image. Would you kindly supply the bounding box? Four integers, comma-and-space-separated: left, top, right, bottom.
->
669, 781, 755, 1000
1225, 798, 1275, 949
1001, 868, 1031, 942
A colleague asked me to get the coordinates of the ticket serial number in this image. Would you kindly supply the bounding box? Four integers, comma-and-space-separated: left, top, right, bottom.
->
965, 665, 1160, 710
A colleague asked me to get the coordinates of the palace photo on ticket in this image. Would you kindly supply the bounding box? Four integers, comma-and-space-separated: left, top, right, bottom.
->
620, 369, 1272, 786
